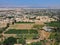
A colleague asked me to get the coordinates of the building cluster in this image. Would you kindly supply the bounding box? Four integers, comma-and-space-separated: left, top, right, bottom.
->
15, 15, 56, 23
0, 8, 58, 28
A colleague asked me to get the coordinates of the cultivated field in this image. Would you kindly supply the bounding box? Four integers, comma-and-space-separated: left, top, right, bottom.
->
4, 29, 39, 39
9, 23, 34, 29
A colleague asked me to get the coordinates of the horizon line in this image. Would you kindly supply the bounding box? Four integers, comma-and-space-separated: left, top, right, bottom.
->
0, 7, 60, 9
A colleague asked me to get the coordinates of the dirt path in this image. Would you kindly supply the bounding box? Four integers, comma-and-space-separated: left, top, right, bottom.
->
39, 30, 50, 40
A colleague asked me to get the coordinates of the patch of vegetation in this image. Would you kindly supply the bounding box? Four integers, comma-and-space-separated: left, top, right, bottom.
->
17, 38, 26, 44
33, 24, 44, 29
4, 29, 28, 34
31, 42, 42, 45
29, 29, 38, 34
4, 29, 39, 39
3, 37, 17, 45
46, 21, 60, 27
5, 29, 38, 34
49, 32, 60, 45
27, 39, 51, 45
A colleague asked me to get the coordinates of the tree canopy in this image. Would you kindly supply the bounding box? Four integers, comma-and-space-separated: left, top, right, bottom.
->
3, 37, 17, 45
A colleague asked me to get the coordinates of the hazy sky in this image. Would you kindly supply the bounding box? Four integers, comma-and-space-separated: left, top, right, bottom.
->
0, 0, 60, 8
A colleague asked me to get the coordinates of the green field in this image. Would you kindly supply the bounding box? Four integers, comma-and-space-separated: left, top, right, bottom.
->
4, 29, 38, 34
16, 34, 39, 39
46, 21, 60, 27
4, 29, 39, 39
